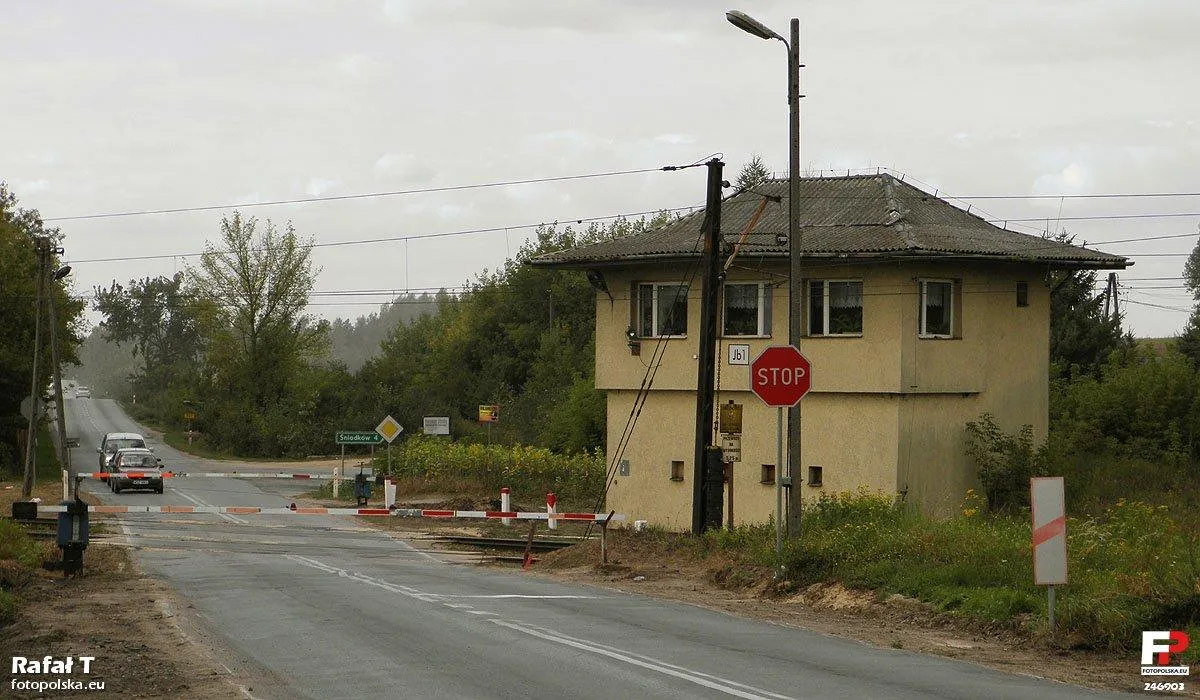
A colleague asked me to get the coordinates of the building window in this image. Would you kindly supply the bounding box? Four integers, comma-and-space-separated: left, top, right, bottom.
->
670, 460, 685, 481
760, 464, 775, 485
808, 280, 863, 336
919, 280, 954, 338
1016, 281, 1029, 307
722, 282, 772, 336
638, 283, 688, 337
808, 465, 823, 487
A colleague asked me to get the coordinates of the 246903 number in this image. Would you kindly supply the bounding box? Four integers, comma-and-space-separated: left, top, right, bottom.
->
1144, 682, 1185, 692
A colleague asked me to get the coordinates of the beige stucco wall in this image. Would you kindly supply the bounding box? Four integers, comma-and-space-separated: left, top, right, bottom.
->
594, 259, 1051, 527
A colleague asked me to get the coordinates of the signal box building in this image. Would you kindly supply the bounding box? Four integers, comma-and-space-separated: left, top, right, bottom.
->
532, 173, 1127, 529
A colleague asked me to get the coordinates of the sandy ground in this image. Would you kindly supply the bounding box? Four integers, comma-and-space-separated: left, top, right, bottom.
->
0, 478, 266, 699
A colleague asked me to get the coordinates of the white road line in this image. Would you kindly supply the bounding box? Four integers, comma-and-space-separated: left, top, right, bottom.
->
179, 491, 247, 525
280, 554, 792, 700
490, 619, 795, 700
517, 623, 797, 700
431, 594, 601, 600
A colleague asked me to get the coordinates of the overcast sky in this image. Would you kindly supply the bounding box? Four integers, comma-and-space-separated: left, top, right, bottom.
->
3, 0, 1198, 338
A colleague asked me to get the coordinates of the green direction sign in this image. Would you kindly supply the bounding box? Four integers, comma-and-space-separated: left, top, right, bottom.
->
336, 431, 384, 445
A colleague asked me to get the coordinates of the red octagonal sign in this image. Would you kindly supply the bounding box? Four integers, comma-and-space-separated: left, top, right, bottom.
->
750, 345, 812, 407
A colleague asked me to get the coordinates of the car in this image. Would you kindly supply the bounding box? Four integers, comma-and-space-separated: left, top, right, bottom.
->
75, 386, 91, 398
97, 432, 152, 475
109, 448, 163, 494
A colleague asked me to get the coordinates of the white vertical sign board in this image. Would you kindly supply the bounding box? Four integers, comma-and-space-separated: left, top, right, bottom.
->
1031, 477, 1068, 585
423, 416, 450, 435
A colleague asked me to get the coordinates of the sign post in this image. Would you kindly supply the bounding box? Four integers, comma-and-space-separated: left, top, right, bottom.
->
1031, 477, 1068, 633
335, 431, 387, 498
750, 345, 812, 576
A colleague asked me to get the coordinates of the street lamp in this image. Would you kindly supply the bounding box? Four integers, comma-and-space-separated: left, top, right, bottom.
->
727, 10, 804, 545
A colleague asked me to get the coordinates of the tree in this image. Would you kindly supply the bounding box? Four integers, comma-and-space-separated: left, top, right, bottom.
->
93, 273, 202, 392
186, 212, 327, 454
0, 183, 84, 473
735, 153, 771, 191
1177, 226, 1200, 365
1048, 231, 1128, 378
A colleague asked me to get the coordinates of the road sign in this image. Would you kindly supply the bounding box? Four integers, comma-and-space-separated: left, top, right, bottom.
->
423, 416, 450, 435
750, 345, 812, 407
1031, 477, 1067, 585
727, 344, 750, 365
183, 410, 197, 421
375, 415, 403, 444
336, 431, 384, 445
478, 405, 500, 423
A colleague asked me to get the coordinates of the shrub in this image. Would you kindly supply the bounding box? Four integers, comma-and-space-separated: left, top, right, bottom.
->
965, 413, 1045, 512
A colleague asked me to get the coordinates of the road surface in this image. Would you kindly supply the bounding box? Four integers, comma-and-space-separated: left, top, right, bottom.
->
57, 397, 1136, 700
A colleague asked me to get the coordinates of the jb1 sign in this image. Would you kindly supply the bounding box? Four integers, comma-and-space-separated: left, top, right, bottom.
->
750, 345, 812, 407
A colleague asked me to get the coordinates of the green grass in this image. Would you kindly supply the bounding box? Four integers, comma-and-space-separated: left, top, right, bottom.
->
705, 490, 1200, 659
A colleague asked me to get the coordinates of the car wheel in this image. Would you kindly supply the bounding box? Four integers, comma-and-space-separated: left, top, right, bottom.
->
154, 486, 163, 494
113, 484, 121, 494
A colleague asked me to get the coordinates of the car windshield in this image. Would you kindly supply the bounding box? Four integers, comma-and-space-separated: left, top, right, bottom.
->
121, 455, 158, 469
108, 438, 145, 451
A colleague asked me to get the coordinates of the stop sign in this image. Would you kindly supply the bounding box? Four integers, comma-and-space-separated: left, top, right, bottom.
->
750, 345, 812, 407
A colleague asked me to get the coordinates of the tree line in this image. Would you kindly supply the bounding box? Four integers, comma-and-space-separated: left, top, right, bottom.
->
91, 210, 670, 458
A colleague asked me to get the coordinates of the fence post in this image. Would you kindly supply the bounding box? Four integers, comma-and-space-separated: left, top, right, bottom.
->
547, 491, 557, 530
500, 487, 511, 526
62, 469, 69, 501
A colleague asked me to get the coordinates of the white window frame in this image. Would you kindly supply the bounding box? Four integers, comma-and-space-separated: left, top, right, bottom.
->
637, 283, 689, 338
919, 279, 955, 338
807, 279, 863, 337
721, 282, 772, 338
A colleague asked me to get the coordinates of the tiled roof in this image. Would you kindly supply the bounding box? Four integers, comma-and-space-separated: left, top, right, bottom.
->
531, 174, 1129, 269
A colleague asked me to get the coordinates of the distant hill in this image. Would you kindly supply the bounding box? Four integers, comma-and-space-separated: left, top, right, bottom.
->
327, 292, 445, 371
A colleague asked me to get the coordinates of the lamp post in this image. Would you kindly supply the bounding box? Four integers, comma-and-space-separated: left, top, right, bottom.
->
727, 11, 803, 538
49, 264, 72, 477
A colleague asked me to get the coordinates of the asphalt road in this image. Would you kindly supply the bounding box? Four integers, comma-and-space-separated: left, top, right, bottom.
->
59, 397, 1137, 700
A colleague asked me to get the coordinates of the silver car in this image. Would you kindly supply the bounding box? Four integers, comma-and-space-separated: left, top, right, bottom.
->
109, 449, 164, 494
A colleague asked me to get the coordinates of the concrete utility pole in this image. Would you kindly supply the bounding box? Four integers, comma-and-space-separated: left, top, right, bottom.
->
22, 241, 49, 498
48, 263, 73, 475
692, 157, 726, 535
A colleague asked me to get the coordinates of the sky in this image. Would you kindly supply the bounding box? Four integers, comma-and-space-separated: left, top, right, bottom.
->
3, 0, 1199, 338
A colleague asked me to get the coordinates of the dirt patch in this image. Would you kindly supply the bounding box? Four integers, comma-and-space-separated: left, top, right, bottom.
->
528, 530, 1178, 697
0, 544, 255, 698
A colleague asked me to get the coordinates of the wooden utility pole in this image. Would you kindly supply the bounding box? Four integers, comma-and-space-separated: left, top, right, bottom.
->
692, 157, 725, 535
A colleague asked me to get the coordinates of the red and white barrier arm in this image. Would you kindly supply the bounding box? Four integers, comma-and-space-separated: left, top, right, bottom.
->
75, 472, 336, 480
36, 504, 625, 522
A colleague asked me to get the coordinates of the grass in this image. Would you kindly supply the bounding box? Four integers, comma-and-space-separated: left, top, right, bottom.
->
702, 489, 1200, 661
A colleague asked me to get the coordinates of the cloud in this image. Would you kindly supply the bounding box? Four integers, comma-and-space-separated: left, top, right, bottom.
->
336, 53, 373, 79
14, 178, 50, 195
1032, 162, 1090, 195
306, 177, 336, 197
654, 133, 695, 145
373, 153, 436, 183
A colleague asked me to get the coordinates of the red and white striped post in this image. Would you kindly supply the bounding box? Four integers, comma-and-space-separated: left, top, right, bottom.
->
546, 491, 557, 530
500, 487, 512, 526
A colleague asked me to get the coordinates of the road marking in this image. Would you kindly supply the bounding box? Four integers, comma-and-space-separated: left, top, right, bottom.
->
490, 619, 795, 700
431, 594, 601, 600
281, 554, 791, 699
179, 491, 248, 524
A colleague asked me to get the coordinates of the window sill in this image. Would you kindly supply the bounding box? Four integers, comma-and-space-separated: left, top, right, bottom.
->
759, 480, 775, 485
722, 334, 771, 340
669, 477, 685, 482
805, 333, 863, 339
639, 335, 688, 340
917, 334, 957, 340
807, 482, 823, 488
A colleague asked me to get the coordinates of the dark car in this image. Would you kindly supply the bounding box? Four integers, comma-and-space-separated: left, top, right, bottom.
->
110, 448, 164, 494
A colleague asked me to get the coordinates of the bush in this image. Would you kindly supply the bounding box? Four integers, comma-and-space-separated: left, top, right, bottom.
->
0, 520, 43, 569
701, 490, 1199, 652
965, 413, 1045, 512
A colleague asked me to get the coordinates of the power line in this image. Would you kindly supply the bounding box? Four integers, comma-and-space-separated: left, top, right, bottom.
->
65, 205, 701, 265
958, 192, 1200, 201
42, 166, 679, 222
